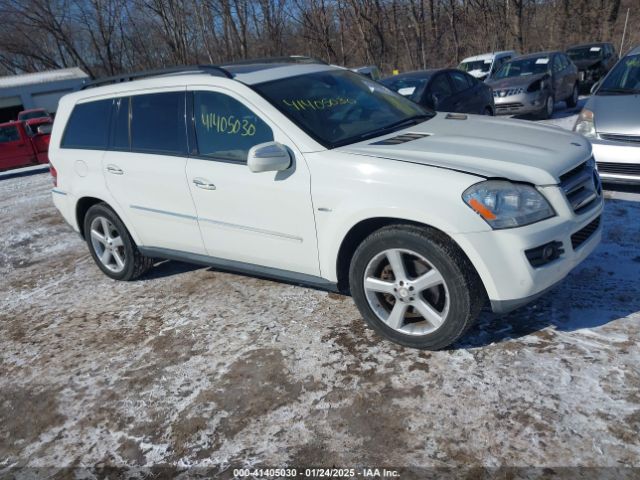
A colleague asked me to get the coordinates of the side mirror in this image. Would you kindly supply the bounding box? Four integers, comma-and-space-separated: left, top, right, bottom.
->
247, 141, 291, 173
590, 79, 602, 95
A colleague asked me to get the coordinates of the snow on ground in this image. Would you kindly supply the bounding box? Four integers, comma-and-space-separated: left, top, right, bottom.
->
1, 109, 639, 477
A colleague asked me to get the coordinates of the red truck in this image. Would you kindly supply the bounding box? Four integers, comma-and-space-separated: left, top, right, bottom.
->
0, 120, 50, 171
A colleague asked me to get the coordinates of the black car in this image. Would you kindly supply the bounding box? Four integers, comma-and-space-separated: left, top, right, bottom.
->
380, 69, 495, 115
566, 42, 618, 93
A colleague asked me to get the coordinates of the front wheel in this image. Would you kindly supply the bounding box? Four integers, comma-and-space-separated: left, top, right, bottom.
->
538, 94, 554, 119
566, 83, 579, 108
349, 225, 485, 350
84, 203, 153, 281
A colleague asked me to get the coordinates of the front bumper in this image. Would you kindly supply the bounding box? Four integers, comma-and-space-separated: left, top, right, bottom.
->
493, 90, 547, 115
591, 138, 640, 184
452, 182, 604, 314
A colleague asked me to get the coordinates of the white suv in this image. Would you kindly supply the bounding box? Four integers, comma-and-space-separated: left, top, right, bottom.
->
49, 62, 603, 349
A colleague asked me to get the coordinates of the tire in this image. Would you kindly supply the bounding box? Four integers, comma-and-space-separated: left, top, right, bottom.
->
538, 94, 554, 119
83, 203, 153, 281
566, 83, 579, 108
349, 225, 485, 350
483, 107, 493, 116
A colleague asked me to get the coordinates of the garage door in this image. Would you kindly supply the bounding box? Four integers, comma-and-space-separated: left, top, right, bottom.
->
31, 89, 72, 114
0, 96, 23, 123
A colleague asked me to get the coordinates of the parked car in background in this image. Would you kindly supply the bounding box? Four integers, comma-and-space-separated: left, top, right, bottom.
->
17, 108, 52, 122
0, 121, 50, 171
458, 51, 519, 81
49, 62, 602, 350
351, 66, 381, 81
566, 42, 617, 93
25, 116, 53, 135
487, 51, 579, 118
574, 45, 640, 184
381, 69, 495, 115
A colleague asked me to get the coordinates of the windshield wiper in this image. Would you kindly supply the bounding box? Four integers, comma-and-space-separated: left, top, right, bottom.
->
357, 114, 433, 140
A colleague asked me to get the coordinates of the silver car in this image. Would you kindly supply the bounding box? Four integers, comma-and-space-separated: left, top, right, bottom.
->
486, 51, 579, 118
574, 45, 640, 184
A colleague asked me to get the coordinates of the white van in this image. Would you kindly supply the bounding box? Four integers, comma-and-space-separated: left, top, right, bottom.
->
458, 51, 519, 81
49, 61, 602, 350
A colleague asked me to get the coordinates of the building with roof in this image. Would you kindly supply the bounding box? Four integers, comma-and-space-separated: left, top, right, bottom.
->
0, 67, 89, 122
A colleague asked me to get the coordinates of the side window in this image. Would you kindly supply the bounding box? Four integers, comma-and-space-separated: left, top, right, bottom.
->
449, 71, 472, 92
193, 91, 274, 163
111, 97, 129, 150
553, 55, 564, 73
131, 92, 187, 155
61, 99, 112, 149
429, 74, 453, 98
0, 125, 20, 143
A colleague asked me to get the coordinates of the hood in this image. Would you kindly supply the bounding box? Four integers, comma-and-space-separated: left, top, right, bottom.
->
573, 59, 602, 70
486, 73, 548, 90
337, 114, 592, 185
587, 94, 640, 136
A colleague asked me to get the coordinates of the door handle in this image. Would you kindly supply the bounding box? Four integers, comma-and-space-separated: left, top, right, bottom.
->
193, 178, 216, 190
106, 164, 123, 175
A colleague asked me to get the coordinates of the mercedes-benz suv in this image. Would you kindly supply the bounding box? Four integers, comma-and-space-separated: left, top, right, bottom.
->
49, 61, 603, 350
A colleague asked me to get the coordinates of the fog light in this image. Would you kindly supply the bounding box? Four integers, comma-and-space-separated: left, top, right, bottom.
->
525, 241, 564, 267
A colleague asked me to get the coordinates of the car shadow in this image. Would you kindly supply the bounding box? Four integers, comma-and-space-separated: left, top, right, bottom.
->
143, 259, 203, 280
511, 97, 588, 121
452, 196, 640, 350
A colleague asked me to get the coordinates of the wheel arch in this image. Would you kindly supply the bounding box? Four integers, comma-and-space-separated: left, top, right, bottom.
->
335, 217, 485, 298
75, 196, 141, 245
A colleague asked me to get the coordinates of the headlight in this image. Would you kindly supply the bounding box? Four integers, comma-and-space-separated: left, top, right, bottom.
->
574, 109, 596, 138
462, 180, 555, 229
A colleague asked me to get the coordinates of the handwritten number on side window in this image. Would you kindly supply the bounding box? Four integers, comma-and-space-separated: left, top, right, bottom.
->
201, 112, 256, 137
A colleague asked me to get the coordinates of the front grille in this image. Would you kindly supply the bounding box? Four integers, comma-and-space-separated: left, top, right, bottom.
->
599, 133, 640, 144
571, 216, 601, 250
493, 88, 525, 97
495, 103, 524, 113
597, 162, 640, 176
559, 159, 601, 214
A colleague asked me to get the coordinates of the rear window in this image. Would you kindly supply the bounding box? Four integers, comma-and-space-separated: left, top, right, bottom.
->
61, 99, 112, 149
130, 92, 187, 155
0, 125, 20, 143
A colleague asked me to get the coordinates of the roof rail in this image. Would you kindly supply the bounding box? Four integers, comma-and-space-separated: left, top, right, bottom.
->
81, 65, 233, 90
223, 55, 327, 66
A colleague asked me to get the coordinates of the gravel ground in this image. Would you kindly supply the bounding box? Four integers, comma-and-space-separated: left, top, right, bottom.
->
1, 108, 639, 477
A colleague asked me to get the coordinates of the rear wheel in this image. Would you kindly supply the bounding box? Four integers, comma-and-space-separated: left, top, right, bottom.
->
84, 203, 153, 281
349, 225, 485, 350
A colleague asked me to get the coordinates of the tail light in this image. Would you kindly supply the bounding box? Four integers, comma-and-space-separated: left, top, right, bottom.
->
50, 164, 58, 187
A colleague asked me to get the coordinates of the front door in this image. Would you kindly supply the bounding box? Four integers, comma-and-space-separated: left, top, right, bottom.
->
185, 88, 320, 276
103, 91, 206, 255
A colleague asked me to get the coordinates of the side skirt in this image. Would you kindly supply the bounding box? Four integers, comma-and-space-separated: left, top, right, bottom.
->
138, 246, 341, 294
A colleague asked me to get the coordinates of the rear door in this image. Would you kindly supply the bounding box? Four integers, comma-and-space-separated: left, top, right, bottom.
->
448, 70, 478, 113
102, 90, 206, 255
425, 73, 455, 111
0, 123, 35, 170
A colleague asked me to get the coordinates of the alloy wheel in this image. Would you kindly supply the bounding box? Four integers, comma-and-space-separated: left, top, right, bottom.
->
363, 248, 450, 336
90, 216, 126, 273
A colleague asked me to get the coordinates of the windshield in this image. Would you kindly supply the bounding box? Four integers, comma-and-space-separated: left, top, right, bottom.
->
459, 60, 491, 73
598, 54, 640, 94
494, 57, 550, 79
567, 46, 604, 61
380, 76, 429, 101
253, 70, 433, 148
18, 110, 49, 121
